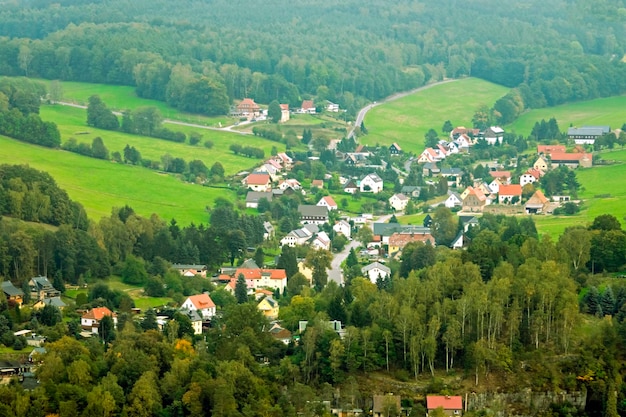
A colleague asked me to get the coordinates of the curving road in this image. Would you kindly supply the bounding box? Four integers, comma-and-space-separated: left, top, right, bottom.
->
348, 78, 458, 139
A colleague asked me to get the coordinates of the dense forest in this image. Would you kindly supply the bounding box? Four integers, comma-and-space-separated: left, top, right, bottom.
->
1, 165, 626, 416
0, 0, 625, 118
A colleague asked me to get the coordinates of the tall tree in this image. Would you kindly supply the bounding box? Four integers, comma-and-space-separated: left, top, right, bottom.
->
268, 100, 282, 123
235, 273, 248, 304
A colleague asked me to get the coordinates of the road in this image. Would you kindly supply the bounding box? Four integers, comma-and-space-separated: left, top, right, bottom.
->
347, 78, 458, 139
326, 213, 395, 286
55, 101, 252, 135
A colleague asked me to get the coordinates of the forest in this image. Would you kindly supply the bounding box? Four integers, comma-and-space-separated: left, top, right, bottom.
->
0, 0, 625, 119
1, 165, 626, 416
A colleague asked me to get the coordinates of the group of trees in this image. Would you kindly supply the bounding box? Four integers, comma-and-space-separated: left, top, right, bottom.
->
229, 144, 265, 159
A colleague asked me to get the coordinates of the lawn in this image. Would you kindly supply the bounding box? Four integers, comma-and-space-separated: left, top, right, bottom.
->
362, 78, 509, 153
507, 95, 626, 137
0, 135, 237, 224
39, 79, 233, 126
41, 104, 286, 175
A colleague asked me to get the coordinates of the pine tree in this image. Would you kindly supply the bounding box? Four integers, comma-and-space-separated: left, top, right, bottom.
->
235, 273, 248, 304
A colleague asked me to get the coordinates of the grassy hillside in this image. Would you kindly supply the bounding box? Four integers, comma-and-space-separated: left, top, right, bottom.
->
534, 149, 626, 237
507, 95, 626, 136
40, 104, 284, 175
0, 135, 236, 224
361, 78, 509, 152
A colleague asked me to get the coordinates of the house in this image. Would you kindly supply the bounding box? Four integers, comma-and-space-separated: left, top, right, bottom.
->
549, 152, 593, 168
361, 262, 391, 284
257, 296, 279, 319
243, 173, 272, 192
520, 169, 542, 187
439, 168, 464, 187
567, 126, 610, 145
533, 156, 550, 173
311, 231, 331, 250
423, 214, 433, 228
256, 163, 280, 181
525, 190, 550, 214
422, 162, 440, 176
343, 179, 358, 194
389, 143, 402, 155
444, 191, 462, 208
333, 220, 352, 239
451, 231, 464, 249
498, 184, 523, 204
537, 145, 566, 154
360, 173, 384, 193
373, 394, 402, 417
462, 186, 488, 212
179, 309, 203, 335
274, 152, 293, 168
263, 221, 275, 241
401, 185, 421, 199
311, 179, 324, 189
246, 191, 273, 208
81, 307, 117, 334
318, 196, 338, 211
488, 178, 503, 194
418, 147, 446, 163
281, 224, 319, 247
300, 100, 316, 114
278, 178, 301, 190
2, 281, 24, 306
451, 126, 480, 140
484, 126, 504, 145
181, 294, 216, 320
426, 395, 463, 416
489, 171, 511, 184
388, 231, 435, 254
389, 193, 409, 211
326, 101, 339, 112
279, 104, 290, 123
454, 133, 473, 150
268, 323, 292, 345
459, 215, 480, 232
172, 264, 208, 278
234, 98, 261, 119
299, 205, 329, 225
233, 268, 287, 293
29, 276, 59, 301
33, 297, 67, 311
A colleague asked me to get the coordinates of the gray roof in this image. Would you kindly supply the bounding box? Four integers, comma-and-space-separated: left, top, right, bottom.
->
246, 191, 273, 203
180, 308, 202, 322
361, 262, 391, 274
401, 186, 421, 193
2, 281, 23, 297
42, 297, 66, 308
362, 173, 383, 183
440, 168, 463, 176
31, 276, 54, 290
172, 264, 207, 270
372, 222, 431, 237
298, 205, 329, 218
567, 126, 607, 136
240, 259, 260, 269
303, 223, 320, 234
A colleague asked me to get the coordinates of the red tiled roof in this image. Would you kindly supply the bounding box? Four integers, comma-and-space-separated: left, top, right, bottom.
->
467, 186, 487, 201
550, 152, 591, 161
280, 104, 289, 110
388, 232, 435, 248
187, 293, 216, 310
82, 306, 114, 320
237, 98, 260, 110
499, 184, 522, 196
301, 100, 314, 110
537, 145, 566, 154
427, 396, 463, 410
525, 168, 542, 179
235, 268, 287, 280
489, 170, 511, 178
246, 173, 270, 185
321, 196, 337, 207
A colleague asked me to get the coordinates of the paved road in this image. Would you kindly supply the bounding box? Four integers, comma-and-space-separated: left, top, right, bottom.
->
55, 101, 252, 135
347, 78, 458, 139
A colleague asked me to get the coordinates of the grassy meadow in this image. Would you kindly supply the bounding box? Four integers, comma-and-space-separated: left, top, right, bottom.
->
0, 135, 236, 224
507, 95, 626, 136
40, 104, 286, 175
362, 78, 510, 152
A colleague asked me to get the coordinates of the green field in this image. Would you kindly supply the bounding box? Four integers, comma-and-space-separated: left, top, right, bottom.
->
41, 79, 232, 126
362, 78, 510, 152
507, 95, 626, 137
533, 149, 626, 237
0, 135, 236, 224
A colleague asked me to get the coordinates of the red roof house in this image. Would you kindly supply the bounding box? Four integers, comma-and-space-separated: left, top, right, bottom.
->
81, 307, 117, 334
426, 395, 463, 416
243, 173, 271, 191
181, 293, 216, 320
498, 184, 523, 204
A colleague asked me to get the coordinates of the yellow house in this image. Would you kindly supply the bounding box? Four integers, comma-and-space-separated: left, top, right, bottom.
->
533, 156, 550, 173
297, 261, 314, 287
257, 296, 279, 319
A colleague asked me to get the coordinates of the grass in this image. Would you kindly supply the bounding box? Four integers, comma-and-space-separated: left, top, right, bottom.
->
41, 104, 286, 175
362, 78, 509, 152
40, 79, 233, 126
0, 135, 237, 224
507, 95, 626, 137
396, 213, 427, 225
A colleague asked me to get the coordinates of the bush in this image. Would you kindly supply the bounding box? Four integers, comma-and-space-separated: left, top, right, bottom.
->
12, 336, 26, 350
204, 140, 214, 149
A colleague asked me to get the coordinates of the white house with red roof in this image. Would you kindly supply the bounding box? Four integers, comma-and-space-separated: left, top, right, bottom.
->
243, 173, 272, 192
489, 171, 511, 184
279, 104, 290, 123
234, 268, 287, 293
426, 395, 463, 416
498, 184, 523, 204
81, 307, 117, 334
300, 100, 316, 114
181, 293, 216, 320
317, 196, 338, 211
278, 178, 302, 190
520, 168, 542, 187
311, 231, 331, 251
235, 98, 261, 119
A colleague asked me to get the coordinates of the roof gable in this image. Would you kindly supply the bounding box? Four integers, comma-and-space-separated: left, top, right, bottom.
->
187, 293, 216, 310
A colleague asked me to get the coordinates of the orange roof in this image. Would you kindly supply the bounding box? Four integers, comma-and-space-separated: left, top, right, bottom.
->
537, 145, 566, 154
526, 190, 549, 206
499, 184, 522, 196
525, 168, 542, 179
237, 98, 260, 110
235, 268, 287, 280
83, 306, 114, 320
301, 100, 314, 109
187, 293, 216, 310
280, 104, 289, 110
427, 396, 463, 410
467, 186, 487, 201
550, 152, 591, 161
246, 173, 270, 185
489, 170, 511, 178
311, 179, 324, 187
388, 232, 435, 248
321, 196, 337, 207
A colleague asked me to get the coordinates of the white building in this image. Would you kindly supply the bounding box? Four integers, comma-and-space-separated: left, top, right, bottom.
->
181, 294, 216, 320
360, 173, 384, 193
361, 262, 391, 284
